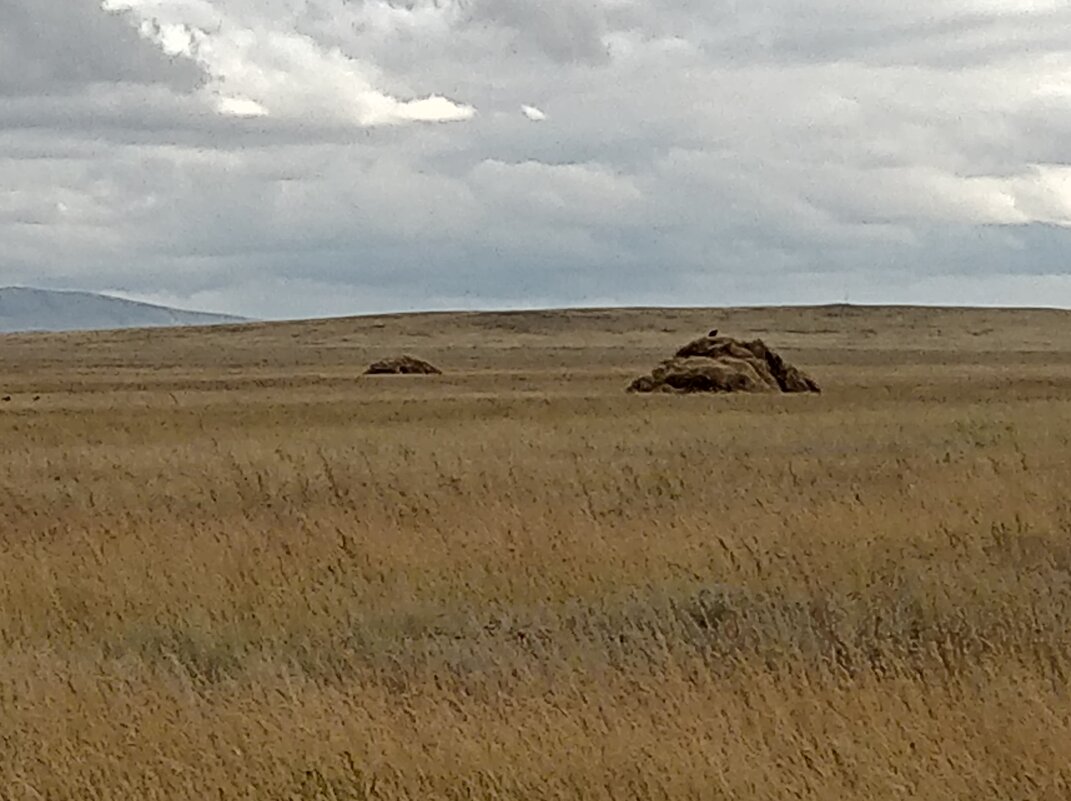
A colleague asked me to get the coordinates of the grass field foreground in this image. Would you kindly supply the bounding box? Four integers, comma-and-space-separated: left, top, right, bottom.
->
1, 305, 1070, 799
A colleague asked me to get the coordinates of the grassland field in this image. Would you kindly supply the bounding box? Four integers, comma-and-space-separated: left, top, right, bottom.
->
1, 304, 1071, 800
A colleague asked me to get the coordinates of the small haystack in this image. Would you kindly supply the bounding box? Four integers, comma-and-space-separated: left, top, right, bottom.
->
628, 335, 819, 394
365, 355, 442, 375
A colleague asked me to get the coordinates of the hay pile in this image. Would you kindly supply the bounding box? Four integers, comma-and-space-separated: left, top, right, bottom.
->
628, 335, 820, 394
365, 355, 442, 375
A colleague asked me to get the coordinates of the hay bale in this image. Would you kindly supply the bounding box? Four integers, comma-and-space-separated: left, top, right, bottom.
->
365, 355, 442, 375
629, 335, 819, 394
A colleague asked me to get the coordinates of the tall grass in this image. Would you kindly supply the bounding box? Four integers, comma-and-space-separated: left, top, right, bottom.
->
1, 310, 1070, 799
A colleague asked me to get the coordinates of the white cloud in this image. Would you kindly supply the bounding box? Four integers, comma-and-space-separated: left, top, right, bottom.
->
388, 95, 476, 124
521, 104, 547, 121
215, 95, 269, 117
105, 0, 476, 126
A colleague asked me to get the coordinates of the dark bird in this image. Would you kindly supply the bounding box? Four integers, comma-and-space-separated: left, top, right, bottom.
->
708, 329, 719, 338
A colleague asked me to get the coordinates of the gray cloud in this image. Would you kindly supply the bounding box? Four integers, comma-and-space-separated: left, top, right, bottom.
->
2, 0, 1071, 318
0, 0, 203, 95
467, 0, 610, 64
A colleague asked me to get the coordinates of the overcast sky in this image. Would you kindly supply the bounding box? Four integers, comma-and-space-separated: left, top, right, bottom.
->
3, 0, 1071, 318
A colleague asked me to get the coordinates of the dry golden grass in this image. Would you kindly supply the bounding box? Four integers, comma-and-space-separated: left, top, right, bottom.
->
1, 305, 1071, 800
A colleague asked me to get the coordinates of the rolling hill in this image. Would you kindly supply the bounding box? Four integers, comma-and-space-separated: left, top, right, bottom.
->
0, 287, 247, 333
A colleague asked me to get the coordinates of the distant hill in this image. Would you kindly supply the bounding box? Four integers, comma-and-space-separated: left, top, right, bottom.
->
0, 287, 248, 333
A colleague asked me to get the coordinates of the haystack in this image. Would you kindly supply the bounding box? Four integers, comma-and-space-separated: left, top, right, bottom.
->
365, 355, 442, 375
628, 335, 819, 394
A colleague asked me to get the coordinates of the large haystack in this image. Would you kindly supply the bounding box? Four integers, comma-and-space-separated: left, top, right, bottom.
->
628, 335, 819, 394
365, 355, 442, 375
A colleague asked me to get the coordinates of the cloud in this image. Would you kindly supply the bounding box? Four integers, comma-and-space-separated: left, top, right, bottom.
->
216, 95, 269, 117
466, 0, 609, 64
521, 105, 547, 122
0, 0, 203, 95
3, 0, 1071, 317
104, 0, 476, 126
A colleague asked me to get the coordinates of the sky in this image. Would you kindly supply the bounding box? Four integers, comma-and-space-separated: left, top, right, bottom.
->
3, 0, 1071, 319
